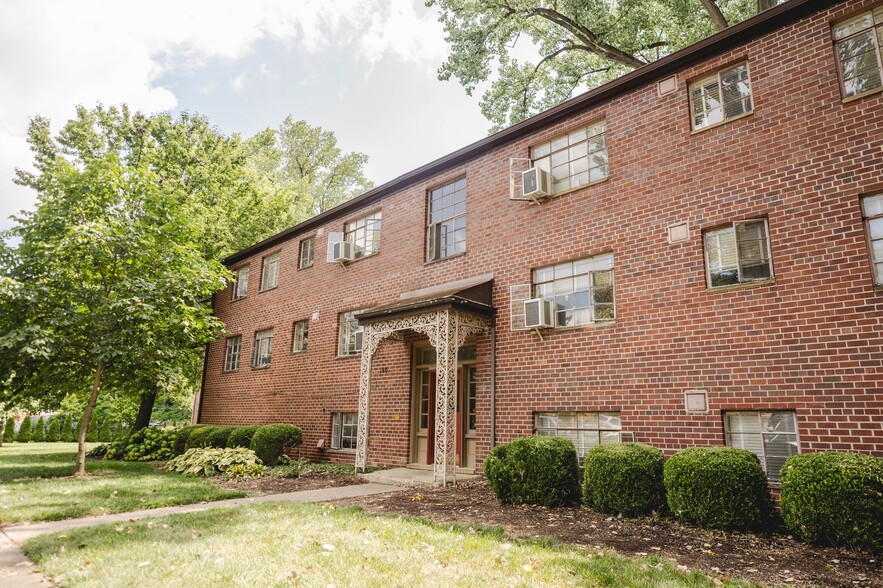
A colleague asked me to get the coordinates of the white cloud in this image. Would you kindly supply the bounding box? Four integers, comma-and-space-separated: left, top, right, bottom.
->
0, 0, 451, 229
230, 73, 247, 93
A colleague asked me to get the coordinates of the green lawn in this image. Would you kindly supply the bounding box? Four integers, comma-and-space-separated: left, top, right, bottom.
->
22, 502, 756, 588
0, 443, 245, 524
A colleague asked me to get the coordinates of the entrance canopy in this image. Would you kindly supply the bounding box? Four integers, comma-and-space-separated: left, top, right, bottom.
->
354, 274, 495, 485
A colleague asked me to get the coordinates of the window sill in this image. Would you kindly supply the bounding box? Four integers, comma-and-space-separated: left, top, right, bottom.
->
706, 278, 775, 294
690, 110, 754, 135
343, 251, 380, 266
330, 448, 356, 453
424, 250, 467, 266
873, 284, 883, 295
336, 353, 362, 360
841, 86, 882, 104
291, 350, 307, 355
528, 177, 608, 202
231, 296, 247, 303
258, 286, 278, 294
529, 321, 616, 334
298, 264, 314, 271
222, 369, 239, 374
251, 364, 271, 370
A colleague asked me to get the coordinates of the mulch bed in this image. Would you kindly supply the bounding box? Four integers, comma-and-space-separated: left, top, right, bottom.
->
211, 471, 366, 495
333, 480, 881, 588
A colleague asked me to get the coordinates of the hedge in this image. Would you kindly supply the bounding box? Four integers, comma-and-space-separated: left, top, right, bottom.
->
46, 416, 61, 442
31, 417, 46, 442
16, 417, 32, 443
227, 426, 259, 449
780, 452, 883, 552
664, 447, 773, 531
207, 425, 236, 448
583, 443, 666, 516
2, 417, 15, 443
61, 416, 75, 442
250, 424, 303, 465
484, 435, 580, 507
187, 425, 219, 448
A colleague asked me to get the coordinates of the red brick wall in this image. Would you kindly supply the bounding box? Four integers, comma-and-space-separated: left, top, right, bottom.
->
199, 0, 883, 469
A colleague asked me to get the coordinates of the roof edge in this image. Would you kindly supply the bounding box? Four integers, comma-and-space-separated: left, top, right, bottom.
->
224, 0, 842, 266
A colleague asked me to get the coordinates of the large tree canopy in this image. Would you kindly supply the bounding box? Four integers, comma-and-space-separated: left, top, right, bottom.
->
1, 105, 228, 473
429, 0, 757, 130
247, 116, 374, 222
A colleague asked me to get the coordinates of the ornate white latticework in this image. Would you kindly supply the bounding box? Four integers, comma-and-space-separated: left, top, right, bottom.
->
354, 309, 490, 485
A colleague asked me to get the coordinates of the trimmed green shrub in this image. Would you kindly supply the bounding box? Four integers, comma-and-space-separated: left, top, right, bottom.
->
250, 424, 303, 466
583, 443, 666, 516
187, 425, 219, 448
123, 427, 180, 461
98, 419, 113, 442
16, 417, 32, 443
167, 447, 264, 478
484, 435, 580, 507
207, 425, 235, 448
61, 416, 75, 442
227, 425, 259, 449
31, 417, 46, 442
46, 416, 61, 442
3, 417, 15, 443
173, 425, 198, 455
85, 418, 99, 442
664, 447, 773, 531
780, 452, 883, 552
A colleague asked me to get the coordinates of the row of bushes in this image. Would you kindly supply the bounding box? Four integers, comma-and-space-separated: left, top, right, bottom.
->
485, 436, 882, 552
3, 415, 131, 443
97, 422, 303, 466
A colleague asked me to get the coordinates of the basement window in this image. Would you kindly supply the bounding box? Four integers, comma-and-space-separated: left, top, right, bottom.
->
724, 411, 799, 481
534, 411, 621, 463
331, 412, 357, 450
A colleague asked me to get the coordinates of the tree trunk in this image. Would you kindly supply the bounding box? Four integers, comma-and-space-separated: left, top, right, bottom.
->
699, 0, 729, 31
76, 361, 106, 476
131, 388, 157, 433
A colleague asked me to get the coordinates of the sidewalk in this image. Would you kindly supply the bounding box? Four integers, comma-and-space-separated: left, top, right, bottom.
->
0, 482, 402, 586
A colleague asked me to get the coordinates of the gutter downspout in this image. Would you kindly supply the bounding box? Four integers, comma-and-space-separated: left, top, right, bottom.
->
490, 317, 497, 449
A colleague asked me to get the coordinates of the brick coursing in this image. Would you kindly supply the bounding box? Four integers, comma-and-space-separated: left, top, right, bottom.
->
199, 0, 883, 469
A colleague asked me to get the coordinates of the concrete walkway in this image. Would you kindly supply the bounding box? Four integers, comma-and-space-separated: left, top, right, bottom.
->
0, 482, 402, 587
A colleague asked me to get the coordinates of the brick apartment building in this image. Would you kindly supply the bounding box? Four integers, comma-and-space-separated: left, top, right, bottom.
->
197, 0, 883, 484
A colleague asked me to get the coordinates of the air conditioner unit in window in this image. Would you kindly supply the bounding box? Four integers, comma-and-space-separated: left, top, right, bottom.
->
521, 167, 550, 201
331, 240, 355, 263
523, 298, 556, 329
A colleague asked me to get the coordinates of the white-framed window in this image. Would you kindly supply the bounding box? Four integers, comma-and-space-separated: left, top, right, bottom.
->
862, 193, 883, 284
690, 62, 753, 131
292, 319, 308, 353
224, 336, 241, 372
331, 412, 357, 450
531, 120, 607, 195
232, 266, 249, 300
724, 411, 799, 482
299, 238, 314, 269
533, 253, 614, 327
338, 311, 364, 356
833, 7, 883, 99
704, 219, 773, 288
251, 329, 273, 368
534, 411, 622, 463
344, 211, 382, 259
261, 253, 280, 291
427, 178, 466, 261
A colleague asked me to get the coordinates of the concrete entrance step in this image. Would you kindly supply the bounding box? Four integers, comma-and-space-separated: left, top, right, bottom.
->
361, 467, 481, 487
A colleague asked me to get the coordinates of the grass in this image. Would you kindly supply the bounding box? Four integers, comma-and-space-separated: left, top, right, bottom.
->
22, 502, 758, 588
0, 443, 245, 525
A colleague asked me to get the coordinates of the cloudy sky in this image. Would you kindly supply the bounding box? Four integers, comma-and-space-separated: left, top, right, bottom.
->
0, 0, 492, 232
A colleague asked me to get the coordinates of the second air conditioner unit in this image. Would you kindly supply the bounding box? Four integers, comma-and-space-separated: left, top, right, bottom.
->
524, 298, 556, 329
522, 167, 551, 200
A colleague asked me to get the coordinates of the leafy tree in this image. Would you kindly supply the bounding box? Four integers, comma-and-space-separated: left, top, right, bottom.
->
430, 0, 757, 130
2, 416, 15, 443
46, 415, 61, 442
114, 420, 129, 441
1, 105, 227, 475
247, 117, 373, 222
85, 420, 99, 442
31, 416, 46, 442
15, 417, 32, 443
